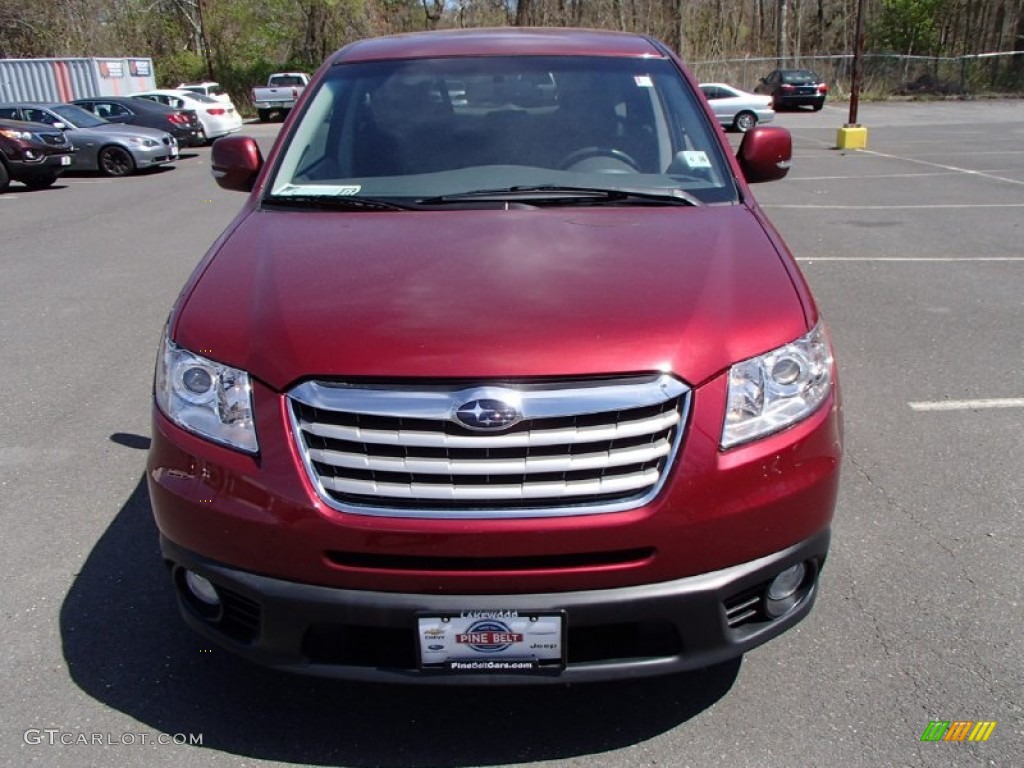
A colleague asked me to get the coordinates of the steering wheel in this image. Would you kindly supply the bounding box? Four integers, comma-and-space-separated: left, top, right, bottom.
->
559, 146, 641, 172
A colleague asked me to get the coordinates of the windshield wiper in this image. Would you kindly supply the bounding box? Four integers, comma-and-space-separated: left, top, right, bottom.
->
418, 185, 701, 207
263, 194, 414, 211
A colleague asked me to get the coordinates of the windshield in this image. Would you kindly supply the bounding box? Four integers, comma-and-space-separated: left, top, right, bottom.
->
52, 104, 108, 128
268, 56, 738, 206
782, 71, 820, 83
180, 91, 217, 104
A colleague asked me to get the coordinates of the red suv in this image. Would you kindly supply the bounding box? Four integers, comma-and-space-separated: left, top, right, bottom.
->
0, 117, 73, 192
149, 29, 842, 683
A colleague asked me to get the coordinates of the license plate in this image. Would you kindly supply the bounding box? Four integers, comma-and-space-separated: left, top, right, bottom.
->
418, 611, 565, 672
60, 155, 72, 166
171, 147, 179, 158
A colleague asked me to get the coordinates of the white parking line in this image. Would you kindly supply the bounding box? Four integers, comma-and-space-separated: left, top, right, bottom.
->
902, 150, 1024, 157
909, 398, 1024, 412
797, 257, 1024, 262
857, 148, 1024, 186
789, 171, 1012, 181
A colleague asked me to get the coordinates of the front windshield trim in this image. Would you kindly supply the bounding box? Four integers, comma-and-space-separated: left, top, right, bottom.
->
417, 184, 702, 207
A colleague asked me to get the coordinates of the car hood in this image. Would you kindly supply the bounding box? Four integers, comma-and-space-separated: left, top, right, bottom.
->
71, 123, 171, 142
0, 117, 57, 133
174, 205, 807, 391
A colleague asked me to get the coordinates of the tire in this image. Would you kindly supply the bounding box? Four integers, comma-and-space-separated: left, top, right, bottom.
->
812, 101, 824, 112
257, 109, 271, 123
23, 171, 59, 189
98, 145, 136, 177
733, 111, 757, 133
0, 161, 9, 193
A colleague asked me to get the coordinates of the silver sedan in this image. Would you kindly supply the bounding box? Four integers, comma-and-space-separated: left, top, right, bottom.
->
698, 83, 775, 132
0, 102, 178, 176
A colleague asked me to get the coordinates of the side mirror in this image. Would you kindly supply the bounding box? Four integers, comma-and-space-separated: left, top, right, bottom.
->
211, 135, 264, 191
737, 126, 791, 183
53, 122, 67, 130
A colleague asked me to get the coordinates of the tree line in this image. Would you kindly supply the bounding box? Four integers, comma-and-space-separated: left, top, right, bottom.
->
2, 0, 1022, 100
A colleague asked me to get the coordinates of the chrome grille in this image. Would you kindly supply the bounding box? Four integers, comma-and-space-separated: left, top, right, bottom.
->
289, 375, 689, 519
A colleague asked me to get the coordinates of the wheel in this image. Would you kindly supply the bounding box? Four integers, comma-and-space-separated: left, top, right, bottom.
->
733, 111, 757, 133
257, 109, 271, 123
0, 161, 9, 193
23, 171, 59, 189
98, 145, 136, 177
559, 146, 640, 172
812, 101, 824, 112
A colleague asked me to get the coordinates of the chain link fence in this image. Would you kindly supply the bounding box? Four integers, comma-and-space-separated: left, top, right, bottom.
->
690, 52, 1024, 98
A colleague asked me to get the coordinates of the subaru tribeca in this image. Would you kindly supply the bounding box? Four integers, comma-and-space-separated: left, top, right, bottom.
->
148, 28, 842, 684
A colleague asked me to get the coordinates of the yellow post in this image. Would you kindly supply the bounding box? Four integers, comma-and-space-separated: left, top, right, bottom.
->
836, 124, 869, 149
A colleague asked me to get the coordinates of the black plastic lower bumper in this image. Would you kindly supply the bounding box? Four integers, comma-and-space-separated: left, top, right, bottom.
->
161, 529, 830, 685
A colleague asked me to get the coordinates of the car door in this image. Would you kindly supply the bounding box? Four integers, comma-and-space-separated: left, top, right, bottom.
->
22, 107, 98, 170
756, 71, 780, 96
699, 86, 733, 124
94, 101, 136, 126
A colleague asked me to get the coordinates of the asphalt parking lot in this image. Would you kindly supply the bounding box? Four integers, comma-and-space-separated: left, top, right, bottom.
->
2, 100, 1022, 768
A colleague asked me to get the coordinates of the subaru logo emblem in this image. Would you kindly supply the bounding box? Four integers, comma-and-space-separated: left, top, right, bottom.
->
454, 398, 521, 431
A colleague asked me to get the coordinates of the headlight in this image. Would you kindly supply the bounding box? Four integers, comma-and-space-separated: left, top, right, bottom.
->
127, 137, 158, 147
0, 128, 32, 140
155, 336, 258, 453
721, 322, 834, 448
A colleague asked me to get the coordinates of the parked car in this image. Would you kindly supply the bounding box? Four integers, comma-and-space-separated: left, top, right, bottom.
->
132, 89, 242, 143
177, 81, 233, 105
755, 69, 829, 110
0, 117, 74, 192
72, 96, 203, 148
698, 83, 775, 132
251, 72, 311, 122
150, 28, 841, 685
0, 102, 177, 176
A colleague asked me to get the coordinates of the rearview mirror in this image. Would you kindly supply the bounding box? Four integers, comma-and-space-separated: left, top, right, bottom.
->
211, 135, 264, 191
737, 126, 792, 183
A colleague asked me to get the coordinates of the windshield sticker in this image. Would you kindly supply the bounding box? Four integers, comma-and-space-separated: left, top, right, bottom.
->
276, 183, 362, 196
681, 151, 712, 169
634, 75, 654, 88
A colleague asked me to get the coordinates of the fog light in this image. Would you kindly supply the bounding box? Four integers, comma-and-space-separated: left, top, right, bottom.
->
767, 562, 806, 601
184, 570, 221, 606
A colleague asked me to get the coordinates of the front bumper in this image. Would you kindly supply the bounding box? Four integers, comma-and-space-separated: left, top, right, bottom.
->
162, 529, 830, 684
9, 151, 73, 170
130, 141, 178, 168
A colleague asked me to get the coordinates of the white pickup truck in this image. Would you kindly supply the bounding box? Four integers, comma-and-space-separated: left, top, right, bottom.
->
251, 73, 311, 122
